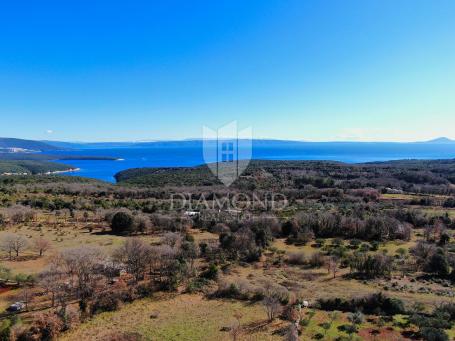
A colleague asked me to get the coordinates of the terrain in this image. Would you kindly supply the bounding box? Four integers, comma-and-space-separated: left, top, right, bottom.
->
0, 159, 453, 340
0, 161, 76, 175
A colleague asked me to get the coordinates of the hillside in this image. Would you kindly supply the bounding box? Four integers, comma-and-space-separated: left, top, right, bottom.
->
115, 158, 455, 191
0, 137, 61, 151
0, 160, 75, 175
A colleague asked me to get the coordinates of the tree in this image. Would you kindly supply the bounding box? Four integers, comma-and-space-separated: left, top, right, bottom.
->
261, 280, 287, 321
60, 246, 105, 313
111, 211, 134, 235
181, 240, 199, 272
327, 256, 339, 278
425, 248, 450, 277
33, 237, 51, 257
12, 235, 28, 258
113, 238, 151, 283
39, 270, 60, 308
1, 233, 28, 259
262, 295, 281, 322
0, 234, 15, 260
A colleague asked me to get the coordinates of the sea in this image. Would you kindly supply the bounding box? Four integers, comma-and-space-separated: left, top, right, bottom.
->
46, 142, 455, 183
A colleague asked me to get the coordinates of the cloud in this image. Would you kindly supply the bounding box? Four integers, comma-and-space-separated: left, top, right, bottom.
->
46, 130, 54, 134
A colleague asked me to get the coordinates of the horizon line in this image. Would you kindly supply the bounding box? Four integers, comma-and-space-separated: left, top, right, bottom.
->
32, 136, 455, 144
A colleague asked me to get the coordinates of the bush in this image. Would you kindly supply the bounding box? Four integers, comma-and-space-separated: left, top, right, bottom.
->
135, 283, 154, 298
309, 252, 325, 268
17, 312, 64, 341
90, 291, 120, 315
434, 303, 455, 321
420, 327, 449, 341
111, 211, 134, 235
200, 263, 218, 280
317, 292, 405, 316
186, 278, 208, 293
287, 252, 306, 265
117, 289, 136, 303
215, 282, 242, 299
425, 249, 450, 277
0, 319, 12, 341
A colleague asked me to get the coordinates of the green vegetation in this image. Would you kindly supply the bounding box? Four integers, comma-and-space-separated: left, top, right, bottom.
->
0, 160, 74, 175
0, 158, 454, 340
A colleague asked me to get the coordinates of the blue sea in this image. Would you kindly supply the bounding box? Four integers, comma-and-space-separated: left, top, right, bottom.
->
47, 142, 455, 183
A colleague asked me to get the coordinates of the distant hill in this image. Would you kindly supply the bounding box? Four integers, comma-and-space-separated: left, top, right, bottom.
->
40, 137, 455, 149
0, 138, 61, 151
424, 137, 455, 144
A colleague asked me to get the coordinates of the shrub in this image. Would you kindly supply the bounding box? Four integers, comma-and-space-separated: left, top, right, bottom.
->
309, 252, 325, 268
317, 292, 405, 316
425, 249, 450, 277
117, 289, 136, 303
200, 263, 218, 280
420, 327, 449, 341
90, 291, 120, 315
17, 312, 64, 341
349, 239, 362, 249
287, 252, 306, 265
434, 303, 455, 321
111, 211, 134, 235
135, 283, 154, 298
0, 319, 12, 341
186, 278, 208, 293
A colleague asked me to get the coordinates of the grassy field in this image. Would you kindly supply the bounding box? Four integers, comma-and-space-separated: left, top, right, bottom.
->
59, 293, 404, 341
61, 293, 455, 341
61, 294, 282, 341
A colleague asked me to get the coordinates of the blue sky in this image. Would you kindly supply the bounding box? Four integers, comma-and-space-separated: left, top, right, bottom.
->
1, 0, 454, 142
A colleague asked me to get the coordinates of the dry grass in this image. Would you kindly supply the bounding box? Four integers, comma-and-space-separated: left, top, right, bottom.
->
61, 294, 283, 341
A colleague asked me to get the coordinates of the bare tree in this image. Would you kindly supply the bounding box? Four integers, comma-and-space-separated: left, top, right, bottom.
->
1, 233, 28, 259
60, 246, 105, 313
21, 286, 32, 311
6, 205, 35, 225
262, 295, 281, 321
33, 237, 52, 257
260, 279, 288, 321
113, 238, 152, 283
327, 256, 339, 279
39, 257, 66, 308
0, 234, 15, 260
12, 234, 28, 257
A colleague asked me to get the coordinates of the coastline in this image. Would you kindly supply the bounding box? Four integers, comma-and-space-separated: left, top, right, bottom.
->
0, 167, 81, 176
42, 167, 81, 175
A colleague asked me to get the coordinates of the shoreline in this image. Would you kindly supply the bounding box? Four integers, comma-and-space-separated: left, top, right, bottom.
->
0, 168, 81, 176
42, 167, 81, 175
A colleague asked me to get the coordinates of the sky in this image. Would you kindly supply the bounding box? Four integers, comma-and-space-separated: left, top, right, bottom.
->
0, 0, 454, 142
